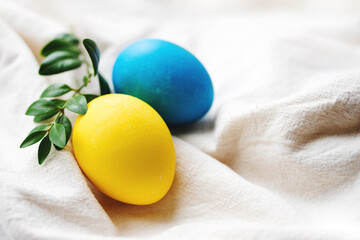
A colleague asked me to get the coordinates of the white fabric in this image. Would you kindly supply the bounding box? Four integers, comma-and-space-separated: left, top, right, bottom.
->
1, 0, 360, 239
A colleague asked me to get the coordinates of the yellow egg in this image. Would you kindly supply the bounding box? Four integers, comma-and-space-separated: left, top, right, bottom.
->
72, 94, 176, 205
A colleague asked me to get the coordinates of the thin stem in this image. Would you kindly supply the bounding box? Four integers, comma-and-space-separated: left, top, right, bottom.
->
71, 85, 85, 97
69, 58, 93, 98
54, 110, 63, 122
82, 59, 92, 80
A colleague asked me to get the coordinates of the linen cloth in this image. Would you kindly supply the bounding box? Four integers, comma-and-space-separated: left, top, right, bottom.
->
1, 0, 360, 239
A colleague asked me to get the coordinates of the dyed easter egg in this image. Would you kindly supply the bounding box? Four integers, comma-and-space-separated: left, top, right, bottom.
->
72, 94, 176, 205
112, 39, 214, 126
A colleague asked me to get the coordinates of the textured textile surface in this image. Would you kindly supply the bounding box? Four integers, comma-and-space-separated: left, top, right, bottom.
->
1, 0, 360, 239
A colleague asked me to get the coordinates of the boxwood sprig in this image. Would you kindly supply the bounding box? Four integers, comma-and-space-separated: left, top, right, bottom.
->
20, 33, 111, 165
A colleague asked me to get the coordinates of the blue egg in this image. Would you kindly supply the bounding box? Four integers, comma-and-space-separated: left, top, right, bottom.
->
112, 39, 214, 126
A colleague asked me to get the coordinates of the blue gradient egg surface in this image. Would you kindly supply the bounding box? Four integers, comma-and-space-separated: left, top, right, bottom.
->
112, 39, 214, 126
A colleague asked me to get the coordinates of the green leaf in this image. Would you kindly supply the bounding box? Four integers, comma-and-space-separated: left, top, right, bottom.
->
58, 115, 71, 141
54, 115, 72, 150
49, 123, 66, 148
26, 99, 58, 116
33, 110, 59, 122
20, 131, 47, 148
38, 135, 51, 164
51, 99, 66, 108
55, 33, 79, 45
29, 124, 52, 134
20, 124, 51, 148
83, 39, 100, 76
98, 73, 111, 95
41, 39, 81, 57
84, 94, 99, 103
41, 84, 72, 98
65, 95, 87, 114
83, 76, 89, 86
39, 51, 82, 75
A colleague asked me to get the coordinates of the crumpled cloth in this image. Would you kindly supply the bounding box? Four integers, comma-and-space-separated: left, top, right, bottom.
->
1, 0, 360, 239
